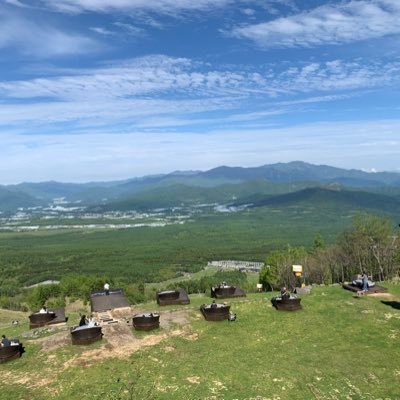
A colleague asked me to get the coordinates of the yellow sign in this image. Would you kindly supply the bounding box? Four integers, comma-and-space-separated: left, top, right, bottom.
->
292, 265, 303, 273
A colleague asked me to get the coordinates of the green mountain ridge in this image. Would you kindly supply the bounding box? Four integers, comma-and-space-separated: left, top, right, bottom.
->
245, 186, 400, 214
2, 161, 400, 212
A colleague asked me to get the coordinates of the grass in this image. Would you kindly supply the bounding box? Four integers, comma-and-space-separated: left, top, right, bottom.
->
1, 284, 400, 399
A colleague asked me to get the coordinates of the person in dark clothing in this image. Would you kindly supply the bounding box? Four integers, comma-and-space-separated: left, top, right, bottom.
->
280, 287, 290, 299
79, 315, 88, 327
1, 334, 11, 347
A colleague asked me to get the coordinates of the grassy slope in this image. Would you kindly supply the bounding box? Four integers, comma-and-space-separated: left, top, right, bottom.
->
1, 285, 400, 399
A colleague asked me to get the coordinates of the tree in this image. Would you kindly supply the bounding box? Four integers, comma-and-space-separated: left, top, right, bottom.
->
337, 213, 399, 281
260, 246, 309, 290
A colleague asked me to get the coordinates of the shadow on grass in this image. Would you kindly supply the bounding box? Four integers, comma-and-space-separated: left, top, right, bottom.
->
381, 300, 400, 310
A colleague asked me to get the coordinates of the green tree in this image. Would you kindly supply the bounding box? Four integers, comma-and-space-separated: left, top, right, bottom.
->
337, 213, 399, 280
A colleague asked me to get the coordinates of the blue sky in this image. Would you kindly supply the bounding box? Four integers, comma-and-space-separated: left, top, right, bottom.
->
0, 0, 399, 183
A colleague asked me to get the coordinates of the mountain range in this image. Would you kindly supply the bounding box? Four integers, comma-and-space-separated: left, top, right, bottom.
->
1, 161, 400, 213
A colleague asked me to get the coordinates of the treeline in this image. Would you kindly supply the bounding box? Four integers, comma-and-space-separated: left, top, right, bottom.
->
259, 214, 400, 290
1, 213, 399, 311
0, 270, 250, 312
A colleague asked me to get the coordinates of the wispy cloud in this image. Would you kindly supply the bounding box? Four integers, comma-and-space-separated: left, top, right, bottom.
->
4, 0, 29, 8
1, 56, 398, 101
40, 0, 233, 14
113, 22, 146, 36
230, 0, 400, 48
0, 7, 100, 57
0, 55, 399, 131
89, 27, 115, 36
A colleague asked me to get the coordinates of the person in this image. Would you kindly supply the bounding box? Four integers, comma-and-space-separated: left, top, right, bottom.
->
39, 306, 48, 314
88, 315, 98, 327
211, 300, 217, 309
79, 315, 88, 327
1, 334, 11, 347
280, 287, 290, 299
104, 282, 110, 295
362, 272, 369, 292
228, 312, 237, 321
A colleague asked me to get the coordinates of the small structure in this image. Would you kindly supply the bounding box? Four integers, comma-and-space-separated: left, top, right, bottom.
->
271, 296, 302, 311
156, 288, 190, 306
29, 308, 67, 329
70, 325, 103, 345
342, 278, 387, 294
200, 303, 231, 321
132, 312, 160, 331
211, 283, 246, 299
0, 340, 23, 363
351, 275, 376, 289
90, 288, 130, 312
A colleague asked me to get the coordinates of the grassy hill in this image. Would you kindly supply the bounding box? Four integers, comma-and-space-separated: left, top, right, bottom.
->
1, 284, 399, 399
246, 186, 400, 215
96, 180, 312, 211
0, 187, 44, 212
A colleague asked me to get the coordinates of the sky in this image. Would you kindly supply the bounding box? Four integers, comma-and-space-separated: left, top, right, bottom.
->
0, 0, 399, 183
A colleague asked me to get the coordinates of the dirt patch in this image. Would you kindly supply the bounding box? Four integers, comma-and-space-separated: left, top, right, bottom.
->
62, 309, 192, 368
36, 331, 71, 352
109, 306, 133, 319
187, 376, 201, 384
368, 292, 398, 300
3, 307, 195, 397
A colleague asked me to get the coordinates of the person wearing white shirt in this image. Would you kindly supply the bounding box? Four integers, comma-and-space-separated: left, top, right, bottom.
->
104, 282, 110, 295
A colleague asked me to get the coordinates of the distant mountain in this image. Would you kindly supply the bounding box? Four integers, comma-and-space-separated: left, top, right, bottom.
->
200, 161, 400, 187
1, 161, 400, 212
0, 186, 44, 212
93, 180, 311, 211
244, 186, 400, 214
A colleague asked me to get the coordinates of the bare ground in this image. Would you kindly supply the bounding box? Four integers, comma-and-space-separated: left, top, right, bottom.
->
3, 307, 194, 396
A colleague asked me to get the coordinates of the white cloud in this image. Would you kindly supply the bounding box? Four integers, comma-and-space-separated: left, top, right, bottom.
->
0, 7, 100, 57
89, 27, 115, 36
40, 0, 232, 14
113, 22, 145, 36
230, 0, 400, 48
2, 56, 398, 102
0, 55, 399, 131
4, 0, 28, 8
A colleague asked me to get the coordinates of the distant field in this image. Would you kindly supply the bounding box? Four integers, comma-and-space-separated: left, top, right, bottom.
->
0, 204, 367, 286
1, 284, 399, 399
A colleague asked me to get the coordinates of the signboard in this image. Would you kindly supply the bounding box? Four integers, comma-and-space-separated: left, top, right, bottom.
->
292, 265, 303, 273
